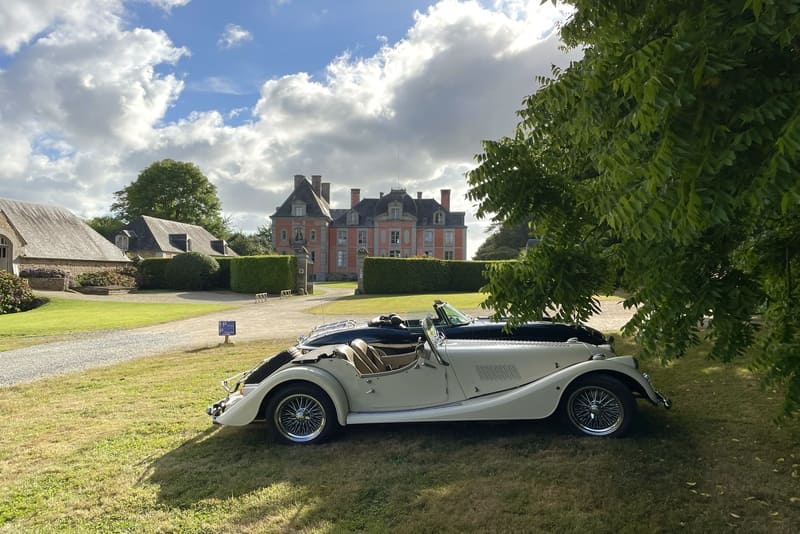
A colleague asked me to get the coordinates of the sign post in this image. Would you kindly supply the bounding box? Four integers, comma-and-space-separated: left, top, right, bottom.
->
218, 320, 236, 345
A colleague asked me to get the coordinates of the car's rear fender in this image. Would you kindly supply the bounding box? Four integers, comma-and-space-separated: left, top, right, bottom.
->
215, 366, 350, 427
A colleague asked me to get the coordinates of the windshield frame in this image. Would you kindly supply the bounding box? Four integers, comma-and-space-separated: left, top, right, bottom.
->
422, 316, 448, 365
434, 301, 472, 326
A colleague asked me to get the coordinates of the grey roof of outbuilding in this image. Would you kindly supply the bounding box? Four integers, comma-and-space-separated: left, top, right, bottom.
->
0, 197, 130, 262
272, 179, 332, 220
120, 215, 238, 256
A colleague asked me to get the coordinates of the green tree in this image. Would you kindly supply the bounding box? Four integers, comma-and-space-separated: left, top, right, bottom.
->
474, 222, 531, 260
86, 215, 125, 242
226, 224, 273, 256
467, 1, 800, 414
112, 159, 228, 237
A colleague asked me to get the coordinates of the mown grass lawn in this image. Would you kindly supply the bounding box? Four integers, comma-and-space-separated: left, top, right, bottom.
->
0, 298, 237, 351
307, 291, 488, 316
1, 339, 798, 532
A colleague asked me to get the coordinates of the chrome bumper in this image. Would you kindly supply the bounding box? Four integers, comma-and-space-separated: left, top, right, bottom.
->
642, 372, 672, 409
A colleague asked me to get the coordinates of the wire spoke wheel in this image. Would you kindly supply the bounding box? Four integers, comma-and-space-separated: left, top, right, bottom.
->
564, 377, 635, 437
274, 393, 327, 443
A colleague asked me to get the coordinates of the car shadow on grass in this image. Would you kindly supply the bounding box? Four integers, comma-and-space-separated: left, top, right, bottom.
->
147, 405, 683, 531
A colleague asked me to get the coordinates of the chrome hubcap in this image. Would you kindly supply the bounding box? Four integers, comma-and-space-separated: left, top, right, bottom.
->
275, 394, 326, 442
568, 386, 623, 436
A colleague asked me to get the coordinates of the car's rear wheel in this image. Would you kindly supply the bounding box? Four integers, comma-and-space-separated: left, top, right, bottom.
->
266, 383, 339, 444
562, 375, 635, 437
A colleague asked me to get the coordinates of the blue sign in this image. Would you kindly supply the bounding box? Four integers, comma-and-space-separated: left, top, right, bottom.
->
218, 321, 236, 336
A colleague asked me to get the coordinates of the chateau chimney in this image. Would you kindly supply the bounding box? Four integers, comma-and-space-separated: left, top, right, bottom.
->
311, 175, 322, 195
321, 182, 330, 202
417, 192, 422, 200
440, 189, 451, 211
294, 174, 306, 189
351, 188, 361, 207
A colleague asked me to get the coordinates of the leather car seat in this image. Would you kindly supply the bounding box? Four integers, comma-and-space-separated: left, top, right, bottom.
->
350, 339, 384, 373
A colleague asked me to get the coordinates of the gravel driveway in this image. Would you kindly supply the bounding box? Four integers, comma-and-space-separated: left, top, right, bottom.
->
1, 289, 633, 387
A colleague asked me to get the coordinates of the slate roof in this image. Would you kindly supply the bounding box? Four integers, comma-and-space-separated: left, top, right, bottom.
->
0, 197, 130, 263
331, 191, 466, 227
119, 215, 238, 256
272, 178, 332, 220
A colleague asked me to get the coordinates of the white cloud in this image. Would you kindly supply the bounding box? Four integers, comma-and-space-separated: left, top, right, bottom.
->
217, 24, 253, 49
187, 76, 245, 95
0, 0, 576, 258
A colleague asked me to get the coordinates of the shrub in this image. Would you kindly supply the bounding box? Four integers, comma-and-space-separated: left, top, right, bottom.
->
165, 252, 220, 290
0, 271, 37, 314
75, 270, 136, 288
230, 255, 295, 293
138, 258, 170, 289
214, 256, 235, 289
19, 268, 69, 279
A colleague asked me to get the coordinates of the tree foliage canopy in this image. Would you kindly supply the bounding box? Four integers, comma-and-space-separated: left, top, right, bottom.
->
227, 225, 274, 256
467, 0, 800, 414
473, 222, 531, 260
85, 215, 125, 242
112, 159, 228, 237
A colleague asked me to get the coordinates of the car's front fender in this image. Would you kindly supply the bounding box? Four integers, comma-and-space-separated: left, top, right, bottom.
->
215, 365, 350, 427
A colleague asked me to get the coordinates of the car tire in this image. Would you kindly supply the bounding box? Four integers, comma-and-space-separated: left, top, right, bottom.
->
266, 383, 340, 445
561, 375, 635, 438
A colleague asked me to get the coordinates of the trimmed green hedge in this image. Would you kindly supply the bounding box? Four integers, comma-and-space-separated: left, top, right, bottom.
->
230, 255, 296, 294
138, 258, 170, 289
362, 257, 497, 294
164, 252, 220, 290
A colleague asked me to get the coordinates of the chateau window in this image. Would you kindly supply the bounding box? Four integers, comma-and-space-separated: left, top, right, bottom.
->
358, 230, 368, 246
434, 211, 445, 225
423, 230, 433, 245
347, 211, 359, 225
389, 249, 401, 257
294, 227, 304, 242
389, 202, 402, 219
337, 250, 346, 268
390, 230, 400, 245
292, 202, 306, 217
445, 250, 454, 260
444, 230, 454, 246
281, 229, 287, 241
310, 229, 316, 241
337, 229, 347, 245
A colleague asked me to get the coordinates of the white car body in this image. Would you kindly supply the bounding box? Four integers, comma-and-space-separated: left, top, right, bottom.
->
207, 318, 670, 443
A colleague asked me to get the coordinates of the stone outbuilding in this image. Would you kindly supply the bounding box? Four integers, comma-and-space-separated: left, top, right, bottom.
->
0, 197, 130, 276
113, 215, 237, 258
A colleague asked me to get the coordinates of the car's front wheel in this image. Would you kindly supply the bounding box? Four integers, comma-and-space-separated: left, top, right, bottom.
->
562, 375, 635, 437
266, 383, 339, 445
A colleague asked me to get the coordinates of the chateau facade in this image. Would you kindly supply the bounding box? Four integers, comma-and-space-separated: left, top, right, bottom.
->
271, 175, 467, 280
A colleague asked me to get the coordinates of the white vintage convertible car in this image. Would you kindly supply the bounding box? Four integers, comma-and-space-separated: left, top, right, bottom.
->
207, 317, 670, 444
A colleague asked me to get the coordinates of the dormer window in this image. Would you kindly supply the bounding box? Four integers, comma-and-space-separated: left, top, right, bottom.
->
434, 211, 445, 225
115, 234, 129, 251
389, 202, 402, 219
292, 201, 306, 217
347, 211, 359, 225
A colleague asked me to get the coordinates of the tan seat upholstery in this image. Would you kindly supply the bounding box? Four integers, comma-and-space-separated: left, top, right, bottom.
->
333, 344, 372, 375
351, 339, 389, 372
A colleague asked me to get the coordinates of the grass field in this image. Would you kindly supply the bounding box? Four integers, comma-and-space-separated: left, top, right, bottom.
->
307, 291, 488, 315
0, 298, 236, 351
1, 338, 798, 532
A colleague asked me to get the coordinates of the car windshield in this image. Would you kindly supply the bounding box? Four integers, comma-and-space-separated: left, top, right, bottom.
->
436, 301, 472, 326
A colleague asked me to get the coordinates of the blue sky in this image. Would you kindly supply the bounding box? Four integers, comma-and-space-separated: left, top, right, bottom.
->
0, 0, 576, 257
